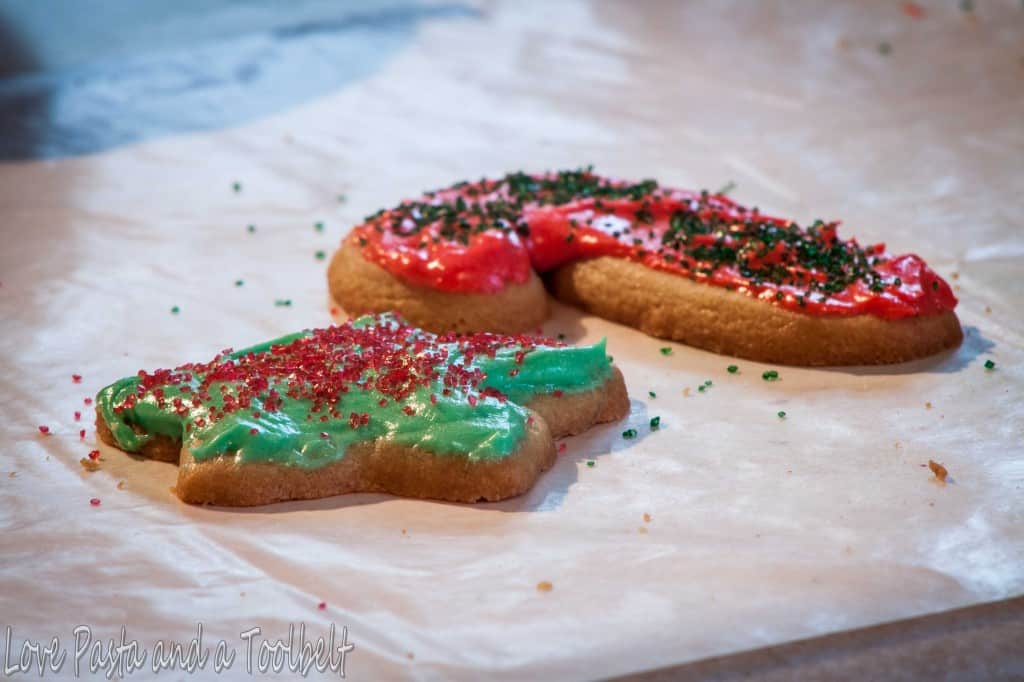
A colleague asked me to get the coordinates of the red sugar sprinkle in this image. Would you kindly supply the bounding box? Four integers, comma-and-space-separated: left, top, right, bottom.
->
88, 450, 100, 460
89, 498, 101, 507
317, 601, 327, 610
72, 374, 82, 383
403, 405, 416, 416
553, 390, 564, 398
106, 314, 551, 431
249, 428, 259, 435
558, 443, 567, 453
79, 429, 86, 439
74, 411, 81, 421
527, 416, 535, 425
319, 432, 330, 439
902, 2, 925, 19
329, 307, 339, 316
509, 368, 519, 377
84, 398, 93, 405
37, 425, 50, 434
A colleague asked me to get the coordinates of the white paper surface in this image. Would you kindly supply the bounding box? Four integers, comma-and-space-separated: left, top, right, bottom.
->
1, 2, 1022, 680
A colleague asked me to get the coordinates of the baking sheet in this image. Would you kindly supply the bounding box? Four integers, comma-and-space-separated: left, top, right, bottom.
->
1, 2, 1022, 679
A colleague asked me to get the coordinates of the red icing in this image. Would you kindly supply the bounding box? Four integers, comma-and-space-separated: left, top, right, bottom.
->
349, 171, 957, 320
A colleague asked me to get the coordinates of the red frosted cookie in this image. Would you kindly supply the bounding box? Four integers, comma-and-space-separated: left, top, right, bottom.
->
328, 168, 961, 365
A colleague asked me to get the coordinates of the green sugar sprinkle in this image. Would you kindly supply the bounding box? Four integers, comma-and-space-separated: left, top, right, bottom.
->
622, 428, 638, 439
704, 380, 712, 387
247, 224, 256, 233
649, 416, 661, 429
315, 221, 325, 232
727, 365, 738, 374
762, 370, 779, 381
648, 391, 656, 398
337, 194, 347, 203
777, 411, 787, 419
697, 385, 706, 393
170, 306, 180, 314
715, 181, 736, 196
586, 460, 595, 468
878, 41, 892, 56
232, 181, 242, 193
607, 356, 614, 363
659, 347, 673, 356
984, 359, 996, 370
315, 250, 326, 260
275, 299, 292, 307
234, 279, 244, 287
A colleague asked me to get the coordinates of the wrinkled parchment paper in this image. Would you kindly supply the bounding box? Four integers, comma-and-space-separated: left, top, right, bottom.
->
1, 2, 1022, 679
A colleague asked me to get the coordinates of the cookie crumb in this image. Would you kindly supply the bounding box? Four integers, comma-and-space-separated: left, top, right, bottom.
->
116, 480, 126, 490
643, 513, 651, 523
401, 528, 407, 535
682, 387, 691, 397
8, 472, 18, 479
536, 581, 553, 593
985, 305, 992, 314
317, 601, 327, 610
638, 527, 649, 534
406, 652, 414, 660
928, 459, 948, 483
586, 460, 595, 468
79, 457, 100, 472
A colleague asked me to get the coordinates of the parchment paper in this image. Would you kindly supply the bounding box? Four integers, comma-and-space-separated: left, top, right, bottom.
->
1, 2, 1022, 679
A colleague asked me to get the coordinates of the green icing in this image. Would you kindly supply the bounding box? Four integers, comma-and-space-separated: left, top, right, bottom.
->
96, 315, 612, 467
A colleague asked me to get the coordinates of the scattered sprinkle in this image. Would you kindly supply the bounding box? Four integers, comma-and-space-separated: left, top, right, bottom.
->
552, 389, 564, 398
338, 194, 347, 203
37, 425, 50, 435
72, 374, 82, 383
928, 459, 948, 482
315, 221, 325, 233
727, 365, 738, 374
275, 299, 292, 307
650, 416, 661, 429
622, 428, 638, 439
762, 370, 780, 381
704, 380, 713, 387
984, 359, 996, 370
536, 581, 553, 593
697, 385, 707, 393
648, 390, 656, 398
586, 460, 595, 467
232, 181, 242, 193
247, 224, 257, 233
777, 411, 787, 419
558, 442, 567, 453
88, 450, 100, 460
89, 497, 101, 507
902, 2, 925, 19
170, 306, 180, 315
74, 411, 81, 421
557, 333, 566, 340
84, 398, 93, 405
659, 347, 673, 356
80, 458, 99, 472
315, 250, 326, 261
317, 601, 327, 610
79, 429, 86, 440
878, 41, 892, 56
235, 279, 244, 287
